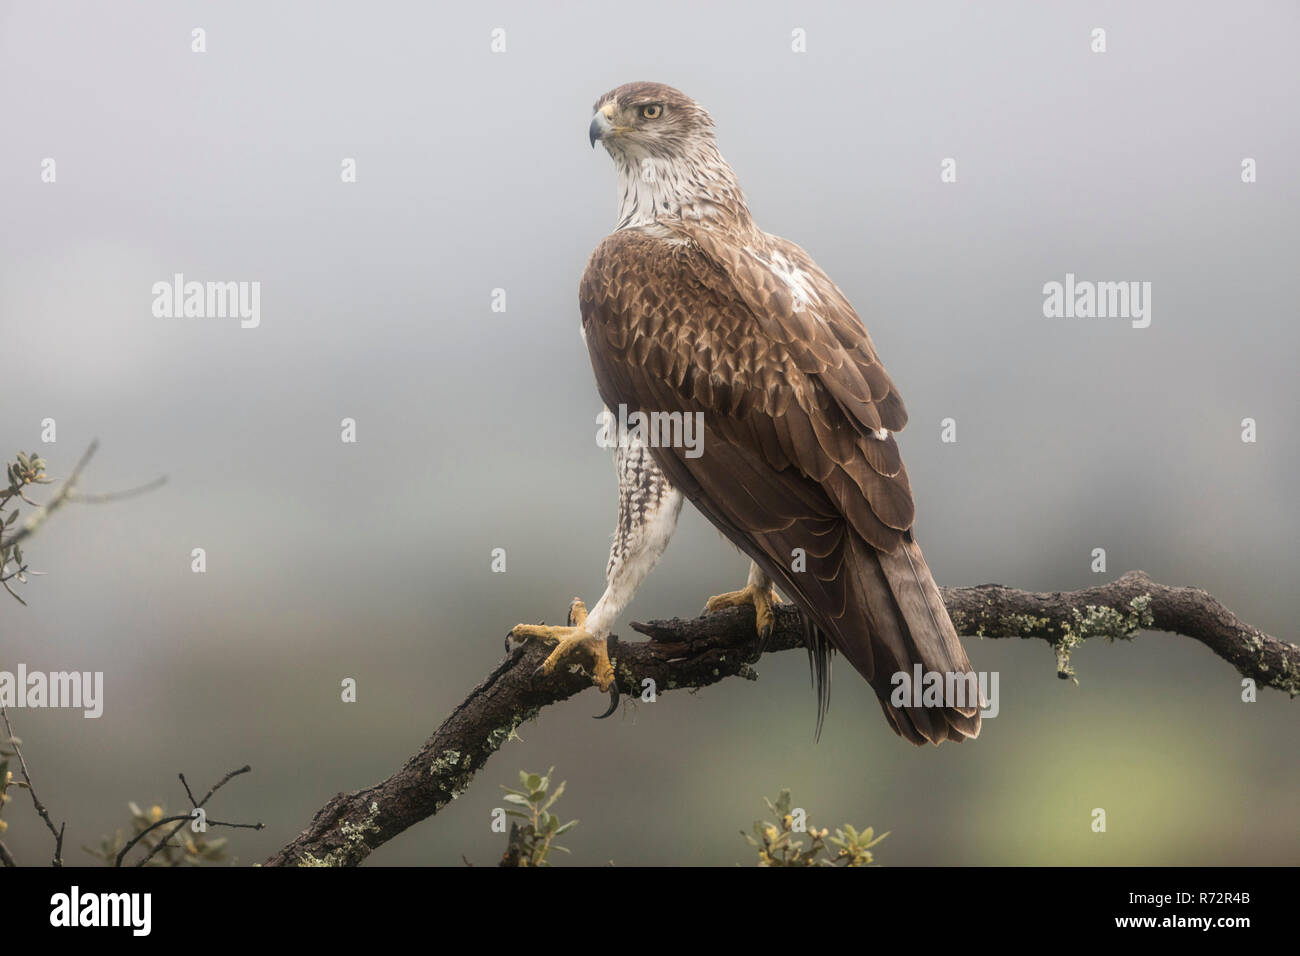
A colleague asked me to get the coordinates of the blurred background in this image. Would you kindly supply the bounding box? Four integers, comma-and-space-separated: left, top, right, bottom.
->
1, 0, 1296, 866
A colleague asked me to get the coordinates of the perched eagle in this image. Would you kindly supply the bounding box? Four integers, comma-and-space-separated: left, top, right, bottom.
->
512, 82, 980, 745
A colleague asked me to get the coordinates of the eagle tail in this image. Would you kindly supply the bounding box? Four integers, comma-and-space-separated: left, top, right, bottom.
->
839, 535, 982, 746
803, 613, 833, 741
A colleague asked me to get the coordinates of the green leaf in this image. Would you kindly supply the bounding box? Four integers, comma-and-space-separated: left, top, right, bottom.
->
502, 793, 530, 806
542, 780, 566, 810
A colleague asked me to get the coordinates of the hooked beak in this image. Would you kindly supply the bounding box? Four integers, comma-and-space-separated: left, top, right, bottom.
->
589, 104, 615, 148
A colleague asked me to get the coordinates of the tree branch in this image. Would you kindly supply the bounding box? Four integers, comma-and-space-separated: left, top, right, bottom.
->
264, 570, 1296, 867
938, 570, 1297, 688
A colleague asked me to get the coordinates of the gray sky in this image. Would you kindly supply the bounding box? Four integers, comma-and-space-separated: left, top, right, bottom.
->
1, 0, 1296, 866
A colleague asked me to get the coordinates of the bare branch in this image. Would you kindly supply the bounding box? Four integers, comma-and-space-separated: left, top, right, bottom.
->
180, 773, 200, 808
115, 815, 265, 868
71, 476, 168, 505
0, 708, 65, 866
193, 765, 252, 808
116, 765, 260, 867
264, 569, 1296, 867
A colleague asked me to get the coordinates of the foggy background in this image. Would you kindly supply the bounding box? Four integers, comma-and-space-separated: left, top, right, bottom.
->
1, 0, 1296, 866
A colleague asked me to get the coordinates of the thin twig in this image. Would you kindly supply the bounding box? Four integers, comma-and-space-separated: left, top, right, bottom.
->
0, 707, 65, 866
115, 816, 194, 867
71, 477, 168, 505
117, 765, 259, 867
0, 565, 29, 583
116, 814, 265, 868
179, 773, 199, 808
196, 765, 252, 808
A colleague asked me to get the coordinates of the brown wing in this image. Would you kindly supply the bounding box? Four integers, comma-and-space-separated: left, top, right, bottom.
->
580, 227, 979, 745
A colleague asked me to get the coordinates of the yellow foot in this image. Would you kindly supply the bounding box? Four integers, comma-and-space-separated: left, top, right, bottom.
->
704, 584, 782, 639
509, 598, 615, 693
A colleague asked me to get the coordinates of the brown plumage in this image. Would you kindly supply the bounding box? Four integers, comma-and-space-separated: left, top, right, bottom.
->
582, 83, 980, 744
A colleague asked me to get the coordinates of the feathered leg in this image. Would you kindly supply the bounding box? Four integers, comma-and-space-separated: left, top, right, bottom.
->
510, 410, 683, 713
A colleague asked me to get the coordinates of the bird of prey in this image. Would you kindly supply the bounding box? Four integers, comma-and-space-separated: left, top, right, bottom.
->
511, 82, 980, 745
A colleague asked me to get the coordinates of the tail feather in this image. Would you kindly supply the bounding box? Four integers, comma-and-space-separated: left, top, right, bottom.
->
846, 535, 982, 745
803, 615, 833, 741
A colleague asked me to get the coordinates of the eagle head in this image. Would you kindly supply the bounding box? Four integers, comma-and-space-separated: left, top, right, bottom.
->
588, 82, 715, 159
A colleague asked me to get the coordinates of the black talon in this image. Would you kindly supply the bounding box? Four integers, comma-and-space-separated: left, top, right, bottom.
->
593, 635, 619, 719
593, 681, 619, 719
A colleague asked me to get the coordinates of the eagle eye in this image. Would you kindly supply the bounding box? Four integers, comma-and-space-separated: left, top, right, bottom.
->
639, 104, 663, 120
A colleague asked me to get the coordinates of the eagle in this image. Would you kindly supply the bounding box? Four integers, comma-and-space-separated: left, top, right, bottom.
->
511, 82, 980, 745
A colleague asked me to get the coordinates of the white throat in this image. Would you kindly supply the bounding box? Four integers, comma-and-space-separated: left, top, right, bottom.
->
610, 142, 748, 231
